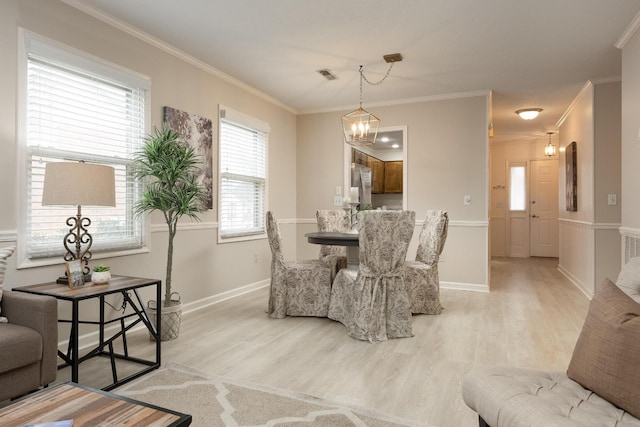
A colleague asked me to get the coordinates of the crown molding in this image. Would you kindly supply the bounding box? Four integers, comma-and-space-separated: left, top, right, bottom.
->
615, 9, 640, 49
61, 0, 297, 115
556, 81, 593, 128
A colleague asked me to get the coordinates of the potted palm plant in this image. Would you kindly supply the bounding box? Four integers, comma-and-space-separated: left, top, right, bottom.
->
134, 124, 207, 341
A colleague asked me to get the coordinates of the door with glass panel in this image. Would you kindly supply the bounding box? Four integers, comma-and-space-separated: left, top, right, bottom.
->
507, 162, 529, 257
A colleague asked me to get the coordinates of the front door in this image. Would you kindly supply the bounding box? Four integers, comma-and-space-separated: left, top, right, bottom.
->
530, 159, 559, 257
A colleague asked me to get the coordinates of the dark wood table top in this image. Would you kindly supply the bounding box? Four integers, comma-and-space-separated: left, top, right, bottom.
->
12, 275, 161, 301
0, 382, 191, 426
305, 231, 359, 246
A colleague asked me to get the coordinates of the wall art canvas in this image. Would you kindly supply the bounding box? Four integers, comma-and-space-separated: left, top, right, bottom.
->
163, 106, 214, 209
566, 141, 577, 211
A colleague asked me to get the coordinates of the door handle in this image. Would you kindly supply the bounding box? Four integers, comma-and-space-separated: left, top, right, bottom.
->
531, 214, 539, 218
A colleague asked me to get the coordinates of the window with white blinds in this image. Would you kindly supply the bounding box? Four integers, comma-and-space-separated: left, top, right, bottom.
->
218, 106, 269, 242
20, 32, 149, 263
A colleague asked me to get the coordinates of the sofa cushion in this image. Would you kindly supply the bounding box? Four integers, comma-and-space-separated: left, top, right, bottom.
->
616, 257, 640, 303
567, 278, 640, 419
462, 366, 640, 427
0, 323, 42, 373
0, 246, 16, 322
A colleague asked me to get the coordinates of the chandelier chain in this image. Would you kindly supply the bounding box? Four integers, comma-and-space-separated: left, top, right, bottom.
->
360, 62, 396, 86
358, 62, 396, 107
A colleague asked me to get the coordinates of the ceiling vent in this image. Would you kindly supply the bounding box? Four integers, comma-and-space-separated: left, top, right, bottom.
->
317, 69, 337, 80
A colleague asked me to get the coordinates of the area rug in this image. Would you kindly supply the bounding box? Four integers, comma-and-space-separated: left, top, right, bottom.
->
115, 363, 430, 426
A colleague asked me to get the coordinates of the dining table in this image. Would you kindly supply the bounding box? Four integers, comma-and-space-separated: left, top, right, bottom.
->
305, 231, 359, 269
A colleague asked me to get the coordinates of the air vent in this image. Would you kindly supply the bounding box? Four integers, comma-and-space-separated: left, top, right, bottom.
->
317, 69, 337, 80
625, 234, 640, 263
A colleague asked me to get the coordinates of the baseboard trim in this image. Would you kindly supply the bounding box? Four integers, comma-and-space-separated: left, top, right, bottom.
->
181, 279, 270, 315
441, 281, 489, 293
557, 264, 592, 300
67, 278, 270, 351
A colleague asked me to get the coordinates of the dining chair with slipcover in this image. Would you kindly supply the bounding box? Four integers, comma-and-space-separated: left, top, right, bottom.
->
404, 210, 449, 314
328, 210, 416, 342
266, 211, 332, 319
316, 209, 349, 280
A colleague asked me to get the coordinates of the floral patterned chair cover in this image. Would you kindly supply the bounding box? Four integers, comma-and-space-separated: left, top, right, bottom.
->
316, 209, 349, 280
266, 211, 332, 319
328, 210, 415, 342
404, 210, 448, 314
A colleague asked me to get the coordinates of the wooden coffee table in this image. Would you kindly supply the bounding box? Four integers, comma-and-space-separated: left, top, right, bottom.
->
0, 382, 191, 426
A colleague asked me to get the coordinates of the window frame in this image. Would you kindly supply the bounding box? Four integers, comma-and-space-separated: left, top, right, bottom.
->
16, 29, 151, 269
217, 105, 269, 244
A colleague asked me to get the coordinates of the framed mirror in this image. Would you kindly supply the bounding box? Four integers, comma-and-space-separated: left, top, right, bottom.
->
343, 125, 407, 210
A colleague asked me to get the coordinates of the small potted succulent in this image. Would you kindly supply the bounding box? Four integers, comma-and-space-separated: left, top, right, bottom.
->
91, 264, 111, 284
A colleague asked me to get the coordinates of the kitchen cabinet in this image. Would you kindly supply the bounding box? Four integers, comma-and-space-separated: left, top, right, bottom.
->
384, 161, 403, 193
368, 157, 385, 193
352, 149, 402, 194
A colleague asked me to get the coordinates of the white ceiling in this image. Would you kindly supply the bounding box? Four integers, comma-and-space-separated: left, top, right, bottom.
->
69, 0, 640, 143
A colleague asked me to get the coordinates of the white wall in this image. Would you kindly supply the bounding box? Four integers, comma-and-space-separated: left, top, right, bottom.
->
0, 1, 297, 311
621, 26, 640, 259
558, 81, 622, 296
296, 95, 490, 290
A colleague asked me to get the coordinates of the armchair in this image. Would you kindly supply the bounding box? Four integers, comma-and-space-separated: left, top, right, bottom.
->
0, 290, 58, 401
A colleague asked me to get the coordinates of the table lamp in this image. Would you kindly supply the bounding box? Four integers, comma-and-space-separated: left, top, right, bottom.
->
42, 161, 116, 283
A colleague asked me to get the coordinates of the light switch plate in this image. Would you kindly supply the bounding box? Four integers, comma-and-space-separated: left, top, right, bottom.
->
464, 195, 471, 205
336, 186, 342, 196
608, 194, 617, 205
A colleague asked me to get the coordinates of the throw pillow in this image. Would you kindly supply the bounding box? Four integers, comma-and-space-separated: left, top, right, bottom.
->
0, 246, 16, 322
567, 277, 640, 419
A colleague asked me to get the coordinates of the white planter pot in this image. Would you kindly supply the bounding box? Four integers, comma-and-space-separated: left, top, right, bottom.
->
147, 295, 182, 341
91, 271, 111, 284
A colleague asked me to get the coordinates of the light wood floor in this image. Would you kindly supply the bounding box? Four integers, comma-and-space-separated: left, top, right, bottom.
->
56, 257, 590, 427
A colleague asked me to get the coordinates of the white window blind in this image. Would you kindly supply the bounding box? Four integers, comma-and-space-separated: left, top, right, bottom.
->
219, 107, 269, 241
22, 34, 148, 261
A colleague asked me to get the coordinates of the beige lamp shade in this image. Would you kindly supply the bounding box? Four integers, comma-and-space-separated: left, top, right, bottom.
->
42, 162, 116, 207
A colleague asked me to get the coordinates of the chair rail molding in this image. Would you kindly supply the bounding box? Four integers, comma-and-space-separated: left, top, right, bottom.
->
558, 218, 622, 230
298, 218, 488, 227
150, 221, 218, 233
0, 230, 17, 242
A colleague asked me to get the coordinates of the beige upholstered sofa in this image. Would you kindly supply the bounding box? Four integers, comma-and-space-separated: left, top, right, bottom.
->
0, 290, 58, 401
463, 258, 640, 427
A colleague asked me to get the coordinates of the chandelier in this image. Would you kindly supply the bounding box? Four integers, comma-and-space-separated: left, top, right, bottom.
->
544, 131, 557, 157
342, 54, 401, 146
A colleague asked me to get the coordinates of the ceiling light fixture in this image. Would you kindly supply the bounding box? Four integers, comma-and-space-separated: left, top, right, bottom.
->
516, 108, 542, 120
342, 54, 402, 146
544, 131, 557, 157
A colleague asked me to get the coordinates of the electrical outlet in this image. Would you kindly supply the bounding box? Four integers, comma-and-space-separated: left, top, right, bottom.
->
464, 195, 471, 205
334, 195, 343, 207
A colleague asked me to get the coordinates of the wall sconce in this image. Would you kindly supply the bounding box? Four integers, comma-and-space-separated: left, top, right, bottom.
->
516, 108, 543, 120
544, 131, 557, 157
42, 161, 116, 282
